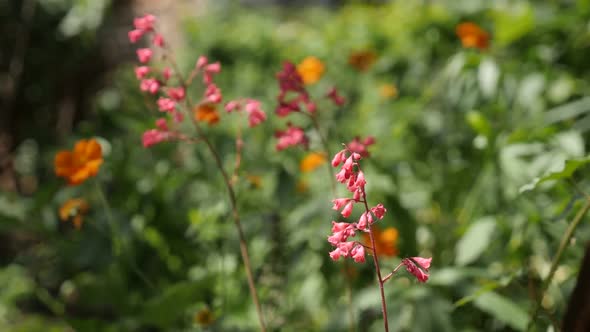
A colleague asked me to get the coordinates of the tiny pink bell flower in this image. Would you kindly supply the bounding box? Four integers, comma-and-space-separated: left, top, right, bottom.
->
137, 48, 153, 63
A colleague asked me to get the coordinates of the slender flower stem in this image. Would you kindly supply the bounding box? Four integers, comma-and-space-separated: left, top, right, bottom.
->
94, 181, 155, 289
165, 56, 266, 331
358, 187, 389, 331
193, 126, 266, 331
526, 197, 590, 331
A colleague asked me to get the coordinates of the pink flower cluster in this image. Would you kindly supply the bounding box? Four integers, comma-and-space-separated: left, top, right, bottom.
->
142, 118, 174, 148
127, 14, 267, 148
328, 147, 432, 283
225, 99, 267, 128
196, 56, 223, 104
328, 149, 384, 263
347, 136, 376, 158
275, 123, 309, 151
273, 62, 346, 151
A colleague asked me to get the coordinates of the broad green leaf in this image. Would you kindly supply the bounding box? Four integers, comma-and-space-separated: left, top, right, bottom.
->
519, 156, 590, 193
455, 217, 496, 266
473, 291, 528, 331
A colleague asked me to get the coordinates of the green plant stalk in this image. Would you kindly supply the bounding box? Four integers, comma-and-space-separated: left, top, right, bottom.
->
526, 197, 590, 331
164, 47, 267, 332
191, 121, 267, 332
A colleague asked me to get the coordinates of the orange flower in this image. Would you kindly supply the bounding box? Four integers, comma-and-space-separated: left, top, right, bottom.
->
59, 198, 89, 229
348, 50, 377, 72
363, 226, 399, 257
297, 56, 325, 85
379, 83, 398, 100
300, 152, 327, 172
193, 103, 220, 125
194, 307, 214, 326
456, 22, 489, 50
246, 175, 262, 189
54, 139, 103, 185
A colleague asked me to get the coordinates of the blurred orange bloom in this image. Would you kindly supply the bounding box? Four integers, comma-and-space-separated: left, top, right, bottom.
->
379, 83, 398, 99
456, 22, 489, 50
54, 139, 103, 185
246, 175, 262, 189
194, 103, 220, 125
300, 152, 327, 172
348, 50, 377, 72
59, 198, 89, 229
194, 307, 215, 326
363, 226, 399, 257
297, 56, 325, 85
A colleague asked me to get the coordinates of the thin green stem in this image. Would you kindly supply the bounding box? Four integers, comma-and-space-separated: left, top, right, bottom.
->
526, 197, 590, 331
94, 181, 155, 289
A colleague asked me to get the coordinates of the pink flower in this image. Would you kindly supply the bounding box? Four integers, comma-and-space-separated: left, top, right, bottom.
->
351, 245, 365, 263
196, 56, 208, 69
128, 29, 144, 43
331, 150, 347, 167
152, 33, 164, 47
167, 87, 185, 101
402, 257, 431, 283
332, 198, 349, 210
357, 211, 373, 231
155, 118, 168, 131
244, 100, 266, 127
135, 66, 150, 79
341, 201, 354, 218
140, 78, 160, 94
355, 171, 366, 189
206, 62, 221, 73
328, 223, 355, 246
157, 98, 176, 112
353, 189, 361, 201
371, 204, 387, 219
134, 14, 156, 31
137, 48, 153, 63
205, 84, 222, 104
275, 124, 308, 151
335, 167, 351, 183
348, 136, 375, 158
162, 67, 172, 80
327, 87, 346, 106
225, 101, 241, 112
142, 129, 170, 148
410, 257, 432, 270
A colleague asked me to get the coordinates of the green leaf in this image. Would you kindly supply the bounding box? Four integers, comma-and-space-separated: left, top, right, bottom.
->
491, 4, 534, 47
519, 156, 590, 193
455, 217, 496, 266
473, 291, 528, 331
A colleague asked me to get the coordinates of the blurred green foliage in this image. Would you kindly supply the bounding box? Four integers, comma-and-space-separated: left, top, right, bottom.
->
2, 0, 590, 331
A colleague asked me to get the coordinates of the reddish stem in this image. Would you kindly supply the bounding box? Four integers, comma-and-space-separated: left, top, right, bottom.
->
159, 43, 267, 331
355, 156, 389, 332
